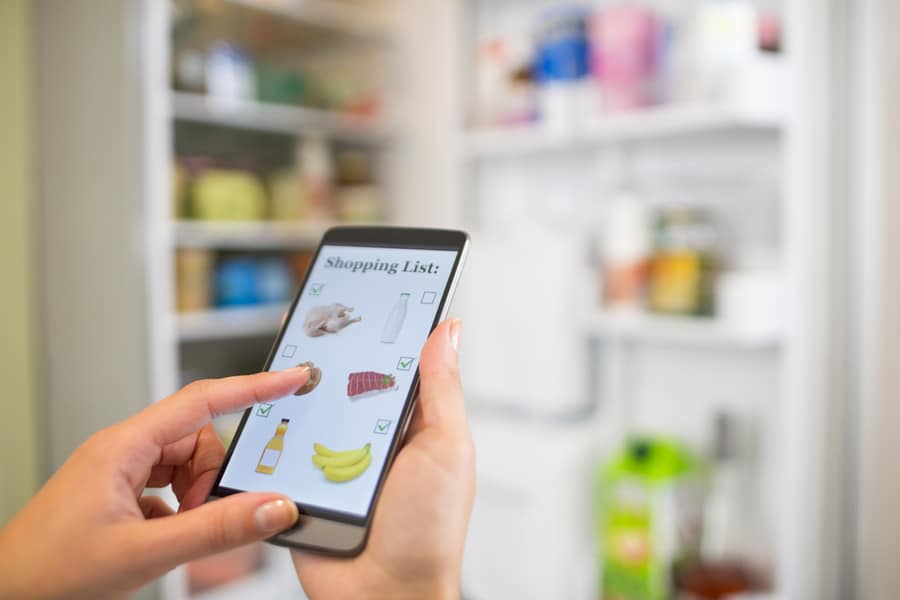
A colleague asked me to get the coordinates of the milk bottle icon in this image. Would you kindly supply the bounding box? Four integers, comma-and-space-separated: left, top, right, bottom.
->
381, 293, 409, 344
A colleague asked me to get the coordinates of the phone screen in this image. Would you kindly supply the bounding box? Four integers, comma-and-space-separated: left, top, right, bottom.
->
217, 242, 460, 521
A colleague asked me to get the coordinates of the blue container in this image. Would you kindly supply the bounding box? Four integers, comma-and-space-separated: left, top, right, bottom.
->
534, 6, 590, 83
215, 257, 259, 307
257, 258, 293, 304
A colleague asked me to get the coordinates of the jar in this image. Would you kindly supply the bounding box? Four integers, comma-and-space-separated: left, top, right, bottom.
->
648, 207, 718, 316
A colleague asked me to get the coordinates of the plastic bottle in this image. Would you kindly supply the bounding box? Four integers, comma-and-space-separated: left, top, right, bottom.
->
534, 6, 592, 134
591, 4, 667, 111
256, 418, 289, 475
673, 412, 770, 598
602, 189, 652, 312
380, 293, 410, 344
206, 42, 255, 104
257, 258, 293, 304
299, 136, 335, 220
215, 257, 259, 307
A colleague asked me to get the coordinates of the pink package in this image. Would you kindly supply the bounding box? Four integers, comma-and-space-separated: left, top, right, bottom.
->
591, 5, 665, 111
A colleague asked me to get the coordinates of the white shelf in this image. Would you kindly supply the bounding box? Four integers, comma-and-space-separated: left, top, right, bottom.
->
226, 0, 394, 39
462, 104, 783, 159
585, 312, 782, 349
174, 220, 336, 249
178, 304, 287, 342
172, 92, 391, 142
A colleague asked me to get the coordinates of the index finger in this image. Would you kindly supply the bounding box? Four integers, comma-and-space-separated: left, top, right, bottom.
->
131, 367, 309, 447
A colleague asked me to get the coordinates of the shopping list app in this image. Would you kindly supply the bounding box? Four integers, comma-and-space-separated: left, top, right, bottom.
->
219, 244, 459, 519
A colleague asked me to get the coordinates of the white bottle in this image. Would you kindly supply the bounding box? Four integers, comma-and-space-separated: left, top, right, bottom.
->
381, 293, 410, 344
299, 136, 335, 220
602, 189, 651, 312
206, 42, 255, 106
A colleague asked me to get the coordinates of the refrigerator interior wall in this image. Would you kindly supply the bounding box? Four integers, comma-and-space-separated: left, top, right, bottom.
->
457, 0, 787, 598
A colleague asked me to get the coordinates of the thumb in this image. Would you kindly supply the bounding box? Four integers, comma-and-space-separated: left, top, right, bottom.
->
134, 493, 298, 571
416, 319, 467, 433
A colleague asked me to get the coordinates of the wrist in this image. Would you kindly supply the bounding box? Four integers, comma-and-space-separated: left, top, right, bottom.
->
370, 579, 459, 600
347, 563, 460, 600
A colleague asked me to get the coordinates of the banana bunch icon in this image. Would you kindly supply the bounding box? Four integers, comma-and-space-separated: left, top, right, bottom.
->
312, 442, 372, 483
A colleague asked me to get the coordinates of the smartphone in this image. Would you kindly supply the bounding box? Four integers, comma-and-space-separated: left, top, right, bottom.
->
208, 226, 469, 555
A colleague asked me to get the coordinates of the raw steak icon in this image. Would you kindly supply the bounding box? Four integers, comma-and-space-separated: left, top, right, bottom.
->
347, 371, 396, 399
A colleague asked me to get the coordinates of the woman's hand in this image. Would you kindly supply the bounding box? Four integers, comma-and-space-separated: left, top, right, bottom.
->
0, 367, 310, 599
293, 319, 476, 600
0, 320, 476, 600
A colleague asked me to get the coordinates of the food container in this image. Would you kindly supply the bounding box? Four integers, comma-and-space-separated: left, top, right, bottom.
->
648, 208, 719, 317
176, 249, 214, 312
215, 257, 259, 307
597, 438, 706, 600
534, 6, 592, 133
193, 169, 267, 221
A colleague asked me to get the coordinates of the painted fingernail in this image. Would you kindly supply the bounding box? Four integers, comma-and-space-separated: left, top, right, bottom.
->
254, 499, 298, 533
449, 319, 462, 352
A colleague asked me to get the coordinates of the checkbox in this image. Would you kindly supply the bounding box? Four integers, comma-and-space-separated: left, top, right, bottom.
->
374, 419, 392, 435
397, 356, 415, 371
256, 403, 274, 418
309, 283, 325, 296
421, 291, 436, 305
282, 345, 297, 358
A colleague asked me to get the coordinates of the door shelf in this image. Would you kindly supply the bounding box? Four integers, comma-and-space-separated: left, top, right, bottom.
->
174, 220, 337, 250
585, 312, 782, 349
462, 103, 783, 159
177, 304, 287, 342
172, 92, 392, 142
226, 0, 395, 40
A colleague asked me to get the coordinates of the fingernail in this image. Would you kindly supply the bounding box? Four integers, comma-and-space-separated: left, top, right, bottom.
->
286, 365, 309, 375
449, 319, 462, 352
254, 499, 298, 533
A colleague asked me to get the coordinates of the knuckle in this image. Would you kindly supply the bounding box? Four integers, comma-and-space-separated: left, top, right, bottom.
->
417, 357, 443, 378
419, 363, 463, 391
83, 426, 122, 455
251, 383, 266, 405
446, 364, 463, 385
204, 507, 236, 551
84, 428, 110, 448
185, 378, 214, 396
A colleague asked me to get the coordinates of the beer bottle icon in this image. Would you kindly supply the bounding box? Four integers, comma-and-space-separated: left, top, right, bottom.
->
256, 418, 289, 475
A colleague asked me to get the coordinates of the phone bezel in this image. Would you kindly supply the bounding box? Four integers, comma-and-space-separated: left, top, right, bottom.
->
207, 226, 469, 555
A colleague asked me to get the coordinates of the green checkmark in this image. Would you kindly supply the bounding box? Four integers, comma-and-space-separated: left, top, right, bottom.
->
377, 423, 387, 431
257, 404, 273, 417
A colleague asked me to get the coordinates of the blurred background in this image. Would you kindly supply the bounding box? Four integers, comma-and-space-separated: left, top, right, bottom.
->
1, 0, 899, 599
